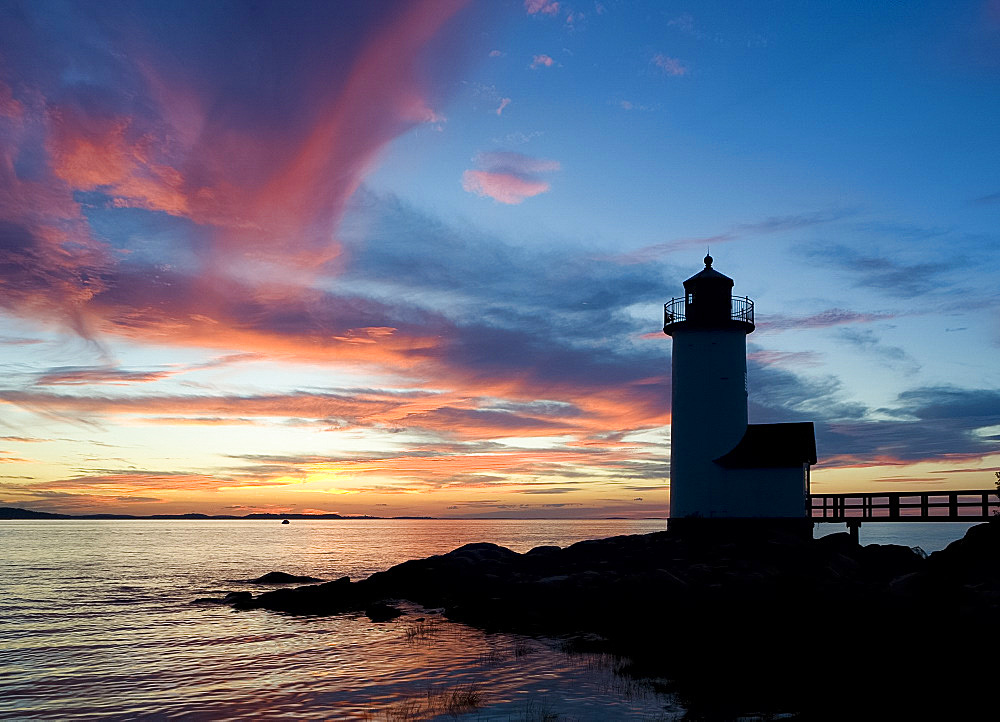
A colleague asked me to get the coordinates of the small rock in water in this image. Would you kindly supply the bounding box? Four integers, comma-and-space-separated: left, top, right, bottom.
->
365, 602, 404, 622
248, 571, 324, 584
281, 519, 290, 524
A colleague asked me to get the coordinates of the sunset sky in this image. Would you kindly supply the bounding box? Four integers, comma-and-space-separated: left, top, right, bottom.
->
1, 0, 998, 518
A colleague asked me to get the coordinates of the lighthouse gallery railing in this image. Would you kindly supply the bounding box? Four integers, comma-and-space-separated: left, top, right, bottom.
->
664, 296, 754, 326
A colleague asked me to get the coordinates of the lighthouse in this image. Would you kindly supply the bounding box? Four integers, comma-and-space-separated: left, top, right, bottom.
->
664, 256, 816, 529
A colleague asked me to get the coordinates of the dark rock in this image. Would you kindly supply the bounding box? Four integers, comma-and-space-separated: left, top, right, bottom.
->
813, 530, 858, 552
856, 543, 924, 582
221, 591, 254, 609
247, 576, 352, 614
365, 602, 403, 622
526, 544, 561, 556
247, 571, 325, 584
928, 519, 1000, 583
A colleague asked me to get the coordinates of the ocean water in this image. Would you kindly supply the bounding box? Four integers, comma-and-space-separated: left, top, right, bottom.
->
0, 518, 977, 720
1, 519, 683, 720
811, 520, 979, 552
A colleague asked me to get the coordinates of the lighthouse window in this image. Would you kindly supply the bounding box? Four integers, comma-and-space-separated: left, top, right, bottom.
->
686, 292, 693, 305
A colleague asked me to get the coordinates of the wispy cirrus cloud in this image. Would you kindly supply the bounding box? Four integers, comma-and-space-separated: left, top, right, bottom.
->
757, 308, 898, 332
804, 244, 958, 299
461, 151, 560, 204
747, 350, 824, 368
652, 53, 688, 76
34, 367, 176, 386
614, 209, 852, 264
524, 0, 560, 16
30, 470, 292, 494
972, 191, 1000, 204
837, 328, 920, 375
31, 353, 260, 386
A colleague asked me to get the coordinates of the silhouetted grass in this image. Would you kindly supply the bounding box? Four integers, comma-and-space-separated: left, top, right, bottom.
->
401, 617, 443, 643
479, 636, 537, 667
443, 684, 482, 714
361, 682, 483, 720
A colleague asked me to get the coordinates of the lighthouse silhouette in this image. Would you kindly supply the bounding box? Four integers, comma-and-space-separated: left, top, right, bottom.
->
664, 255, 816, 531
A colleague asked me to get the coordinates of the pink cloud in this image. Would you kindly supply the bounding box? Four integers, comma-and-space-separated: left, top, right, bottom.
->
652, 53, 688, 76
525, 0, 560, 15
489, 50, 504, 58
757, 309, 898, 332
496, 97, 511, 115
0, 80, 24, 120
461, 171, 550, 205
0, 0, 473, 340
531, 54, 556, 69
461, 151, 560, 204
5, 0, 471, 279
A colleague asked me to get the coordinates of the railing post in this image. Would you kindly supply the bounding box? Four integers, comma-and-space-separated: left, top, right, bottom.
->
949, 493, 958, 519
846, 519, 861, 544
889, 494, 899, 520
921, 494, 929, 519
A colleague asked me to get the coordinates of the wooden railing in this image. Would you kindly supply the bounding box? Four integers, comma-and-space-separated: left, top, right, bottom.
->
809, 490, 999, 522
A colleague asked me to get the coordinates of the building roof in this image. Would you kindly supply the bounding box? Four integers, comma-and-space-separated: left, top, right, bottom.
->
714, 422, 817, 468
683, 255, 734, 287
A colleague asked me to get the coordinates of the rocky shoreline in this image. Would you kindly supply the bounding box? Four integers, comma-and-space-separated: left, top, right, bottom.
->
201, 521, 999, 719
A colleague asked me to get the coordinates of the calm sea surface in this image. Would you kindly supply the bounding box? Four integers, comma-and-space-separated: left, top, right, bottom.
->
0, 519, 977, 720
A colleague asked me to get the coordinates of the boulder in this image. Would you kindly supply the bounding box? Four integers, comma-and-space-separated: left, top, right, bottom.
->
247, 571, 325, 584
365, 602, 403, 622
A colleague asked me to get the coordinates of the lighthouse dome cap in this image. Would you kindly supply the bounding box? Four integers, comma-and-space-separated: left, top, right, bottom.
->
683, 254, 734, 288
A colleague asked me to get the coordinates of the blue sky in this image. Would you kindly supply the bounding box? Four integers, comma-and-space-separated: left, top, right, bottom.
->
0, 0, 998, 517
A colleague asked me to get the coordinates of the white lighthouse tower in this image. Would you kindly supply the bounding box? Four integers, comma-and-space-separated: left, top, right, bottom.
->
664, 256, 816, 528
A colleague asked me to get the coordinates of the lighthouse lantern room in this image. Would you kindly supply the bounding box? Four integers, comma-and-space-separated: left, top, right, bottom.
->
664, 256, 816, 527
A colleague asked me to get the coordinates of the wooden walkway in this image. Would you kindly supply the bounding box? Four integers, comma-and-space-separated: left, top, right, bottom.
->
809, 490, 998, 522
809, 489, 998, 541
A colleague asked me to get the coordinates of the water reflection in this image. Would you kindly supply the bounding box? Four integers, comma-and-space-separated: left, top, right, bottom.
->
0, 519, 679, 719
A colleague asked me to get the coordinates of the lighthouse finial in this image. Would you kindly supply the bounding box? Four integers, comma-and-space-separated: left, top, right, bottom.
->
704, 250, 713, 267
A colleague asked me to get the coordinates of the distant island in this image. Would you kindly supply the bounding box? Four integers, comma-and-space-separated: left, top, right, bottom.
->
0, 507, 434, 521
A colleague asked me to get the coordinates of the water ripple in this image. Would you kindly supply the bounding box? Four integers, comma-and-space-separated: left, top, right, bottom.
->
1, 519, 679, 720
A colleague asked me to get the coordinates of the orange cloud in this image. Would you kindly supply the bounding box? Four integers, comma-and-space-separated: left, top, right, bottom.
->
530, 54, 555, 69
34, 471, 294, 494
46, 106, 189, 216
0, 373, 669, 442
